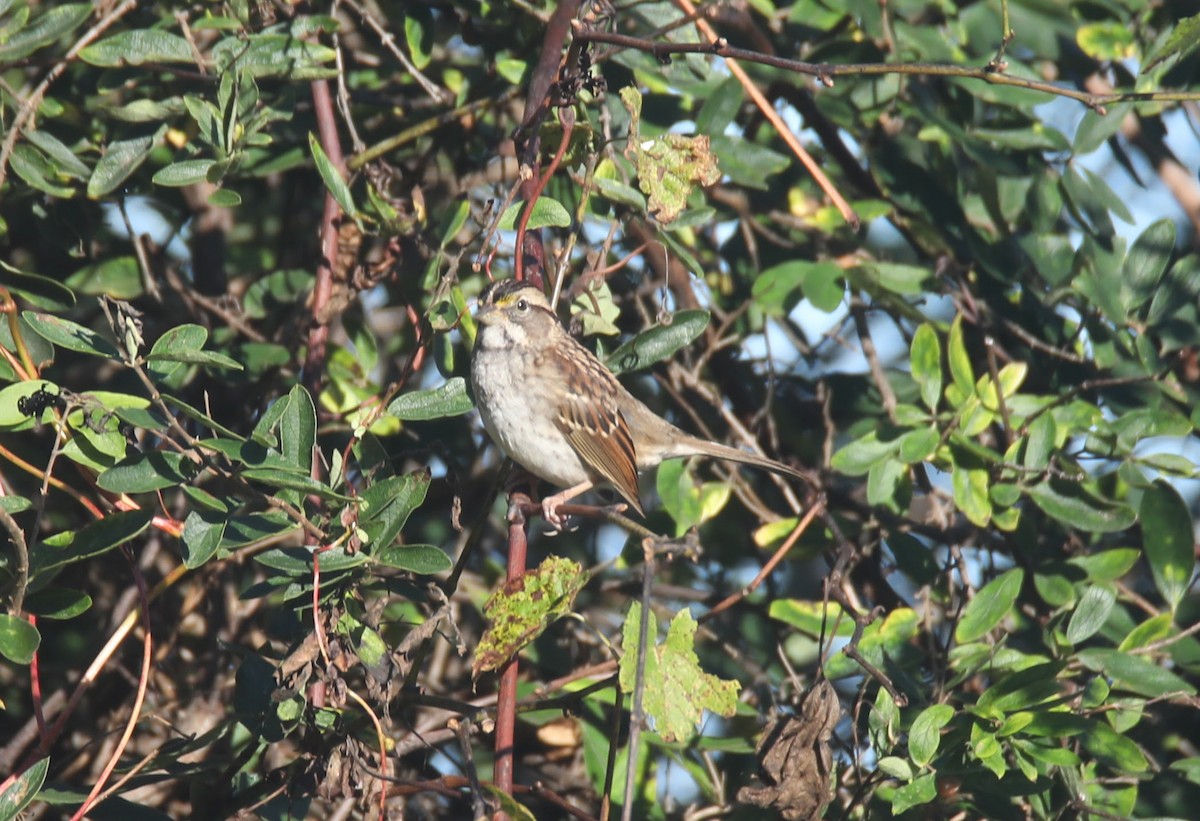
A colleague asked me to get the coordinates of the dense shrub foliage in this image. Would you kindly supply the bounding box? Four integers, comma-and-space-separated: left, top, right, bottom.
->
2, 1, 1200, 818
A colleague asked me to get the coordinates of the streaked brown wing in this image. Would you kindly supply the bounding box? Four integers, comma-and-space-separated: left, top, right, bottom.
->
548, 341, 644, 514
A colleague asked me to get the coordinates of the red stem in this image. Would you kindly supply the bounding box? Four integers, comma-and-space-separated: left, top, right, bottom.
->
29, 615, 45, 741
492, 512, 528, 816
304, 79, 346, 397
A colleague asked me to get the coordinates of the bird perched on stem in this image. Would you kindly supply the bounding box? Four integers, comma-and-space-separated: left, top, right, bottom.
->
470, 278, 807, 527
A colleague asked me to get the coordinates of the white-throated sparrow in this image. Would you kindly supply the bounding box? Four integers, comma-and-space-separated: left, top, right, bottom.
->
470, 278, 807, 527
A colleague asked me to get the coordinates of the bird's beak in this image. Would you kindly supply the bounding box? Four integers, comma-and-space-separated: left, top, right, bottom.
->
474, 302, 500, 325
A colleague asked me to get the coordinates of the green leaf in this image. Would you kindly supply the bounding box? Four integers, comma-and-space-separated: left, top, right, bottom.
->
223, 512, 296, 548
802, 261, 847, 312
0, 495, 32, 514
1118, 612, 1173, 652
404, 5, 434, 69
61, 427, 127, 471
0, 614, 40, 664
1074, 166, 1134, 226
570, 280, 621, 336
359, 471, 431, 551
250, 392, 287, 447
831, 431, 900, 476
255, 545, 368, 575
149, 346, 242, 369
1076, 21, 1137, 60
1066, 584, 1116, 644
694, 77, 743, 135
0, 756, 49, 819
1027, 480, 1136, 533
373, 544, 451, 574
387, 378, 474, 420
21, 311, 120, 358
24, 586, 91, 620
181, 510, 227, 568
65, 256, 142, 299
1023, 413, 1057, 470
877, 756, 913, 781
97, 451, 194, 493
897, 428, 939, 463
80, 29, 195, 66
211, 33, 337, 79
910, 323, 942, 411
0, 262, 76, 310
495, 57, 527, 85
620, 86, 721, 222
278, 385, 316, 505
0, 3, 91, 61
30, 509, 154, 580
474, 557, 589, 676
751, 261, 843, 317
1080, 720, 1149, 772
656, 458, 695, 534
1077, 648, 1197, 697
1169, 756, 1200, 786
593, 176, 647, 211
909, 704, 954, 767
199, 437, 296, 470
181, 485, 229, 513
866, 457, 906, 510
497, 197, 572, 230
708, 134, 788, 191
605, 310, 710, 375
240, 468, 347, 500
88, 130, 162, 198
1124, 218, 1176, 315
947, 315, 974, 397
437, 199, 472, 249
975, 662, 1068, 719
951, 446, 991, 527
153, 159, 216, 187
1073, 104, 1134, 155
955, 568, 1024, 644
1138, 480, 1195, 611
767, 599, 856, 638
147, 323, 243, 370
618, 604, 739, 743
308, 131, 358, 219
1070, 548, 1141, 583
890, 772, 937, 814
207, 187, 241, 207
9, 142, 76, 197
1145, 13, 1200, 70
860, 262, 934, 295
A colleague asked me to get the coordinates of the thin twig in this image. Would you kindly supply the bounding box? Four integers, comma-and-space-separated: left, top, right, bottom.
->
701, 500, 823, 621
339, 0, 451, 105
345, 687, 390, 821
71, 547, 152, 821
0, 506, 29, 617
571, 25, 1200, 112
849, 294, 897, 420
620, 540, 657, 821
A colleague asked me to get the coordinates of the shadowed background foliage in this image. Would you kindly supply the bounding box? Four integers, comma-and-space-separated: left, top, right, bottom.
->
2, 0, 1200, 818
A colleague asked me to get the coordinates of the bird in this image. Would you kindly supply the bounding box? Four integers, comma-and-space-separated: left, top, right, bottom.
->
469, 278, 808, 527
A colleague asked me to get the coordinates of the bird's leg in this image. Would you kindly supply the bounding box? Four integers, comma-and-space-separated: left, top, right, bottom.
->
541, 480, 594, 530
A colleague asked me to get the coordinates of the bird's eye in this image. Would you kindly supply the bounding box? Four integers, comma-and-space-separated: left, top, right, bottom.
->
516, 299, 528, 311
